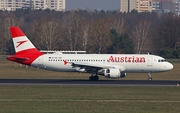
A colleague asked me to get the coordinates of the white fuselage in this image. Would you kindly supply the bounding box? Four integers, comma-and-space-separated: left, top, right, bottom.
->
31, 54, 173, 73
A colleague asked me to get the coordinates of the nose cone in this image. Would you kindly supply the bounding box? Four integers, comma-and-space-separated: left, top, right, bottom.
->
160, 62, 173, 72
168, 63, 174, 70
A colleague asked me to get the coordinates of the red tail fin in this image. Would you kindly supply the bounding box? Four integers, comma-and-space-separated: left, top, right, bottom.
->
7, 26, 43, 65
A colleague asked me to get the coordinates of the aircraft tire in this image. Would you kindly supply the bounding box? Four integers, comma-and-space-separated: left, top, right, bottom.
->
148, 78, 152, 81
94, 76, 99, 81
89, 76, 99, 81
89, 76, 94, 81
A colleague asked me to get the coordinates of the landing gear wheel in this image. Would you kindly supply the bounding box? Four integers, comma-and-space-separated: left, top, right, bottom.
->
94, 76, 99, 81
89, 75, 99, 81
148, 78, 152, 81
89, 76, 94, 81
148, 72, 152, 81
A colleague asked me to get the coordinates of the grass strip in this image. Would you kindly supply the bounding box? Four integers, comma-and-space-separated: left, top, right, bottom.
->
0, 86, 180, 113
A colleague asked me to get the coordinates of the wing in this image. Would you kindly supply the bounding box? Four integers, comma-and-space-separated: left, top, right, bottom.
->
71, 62, 125, 73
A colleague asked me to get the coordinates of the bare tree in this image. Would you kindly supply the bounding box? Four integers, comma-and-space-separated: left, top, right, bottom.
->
155, 15, 180, 50
132, 19, 150, 54
108, 16, 127, 34
61, 12, 82, 50
91, 18, 111, 54
32, 18, 61, 50
0, 14, 22, 54
79, 18, 93, 51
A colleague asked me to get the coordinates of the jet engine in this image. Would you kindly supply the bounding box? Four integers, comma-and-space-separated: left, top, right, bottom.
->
99, 68, 126, 78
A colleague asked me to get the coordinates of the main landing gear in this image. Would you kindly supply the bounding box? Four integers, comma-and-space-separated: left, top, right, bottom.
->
148, 72, 152, 81
89, 73, 99, 81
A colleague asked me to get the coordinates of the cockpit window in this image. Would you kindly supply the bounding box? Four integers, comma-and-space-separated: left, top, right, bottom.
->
158, 59, 167, 62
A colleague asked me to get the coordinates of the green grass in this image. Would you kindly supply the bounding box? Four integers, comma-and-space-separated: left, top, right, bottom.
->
0, 86, 180, 113
167, 59, 180, 63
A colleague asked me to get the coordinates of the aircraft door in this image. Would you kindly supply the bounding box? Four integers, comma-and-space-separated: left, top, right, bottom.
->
147, 56, 153, 66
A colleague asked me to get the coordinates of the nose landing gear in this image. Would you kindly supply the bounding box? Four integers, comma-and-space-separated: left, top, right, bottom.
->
148, 72, 152, 81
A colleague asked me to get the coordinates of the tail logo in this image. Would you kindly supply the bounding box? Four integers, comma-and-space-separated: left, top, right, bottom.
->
16, 40, 28, 48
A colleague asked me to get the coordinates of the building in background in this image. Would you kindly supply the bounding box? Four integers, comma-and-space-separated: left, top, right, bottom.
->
120, 0, 136, 13
151, 0, 162, 12
152, 0, 174, 13
120, 0, 152, 13
120, 0, 180, 14
152, 0, 180, 14
174, 0, 180, 15
0, 0, 66, 11
136, 0, 152, 12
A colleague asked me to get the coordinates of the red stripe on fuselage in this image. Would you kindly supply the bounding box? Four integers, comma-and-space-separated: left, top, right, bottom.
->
10, 27, 25, 38
7, 48, 43, 65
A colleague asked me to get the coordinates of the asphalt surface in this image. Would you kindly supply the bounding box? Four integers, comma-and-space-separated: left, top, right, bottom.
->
0, 79, 180, 86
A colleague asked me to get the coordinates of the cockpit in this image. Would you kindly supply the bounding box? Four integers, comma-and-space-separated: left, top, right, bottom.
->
158, 59, 167, 62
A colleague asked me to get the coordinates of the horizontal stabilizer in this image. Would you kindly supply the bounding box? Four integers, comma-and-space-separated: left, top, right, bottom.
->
7, 55, 29, 62
14, 57, 29, 61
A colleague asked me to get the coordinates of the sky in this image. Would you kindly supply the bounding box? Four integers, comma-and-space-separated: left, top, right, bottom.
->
66, 0, 120, 11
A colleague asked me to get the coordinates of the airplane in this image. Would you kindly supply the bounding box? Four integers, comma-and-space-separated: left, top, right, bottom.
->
7, 26, 173, 81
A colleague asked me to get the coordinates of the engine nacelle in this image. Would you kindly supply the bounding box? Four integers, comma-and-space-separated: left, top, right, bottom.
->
100, 68, 126, 78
